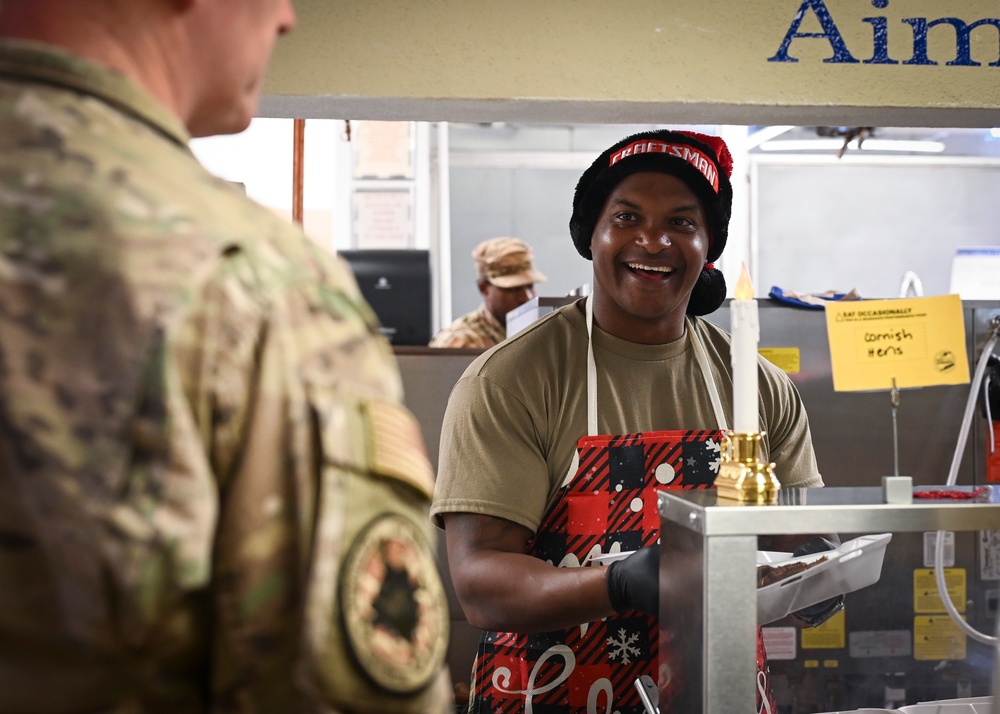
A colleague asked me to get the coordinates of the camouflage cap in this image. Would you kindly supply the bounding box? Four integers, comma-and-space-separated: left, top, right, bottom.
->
473, 237, 547, 288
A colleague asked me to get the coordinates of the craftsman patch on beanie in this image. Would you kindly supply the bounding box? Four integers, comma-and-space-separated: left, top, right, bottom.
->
608, 140, 720, 192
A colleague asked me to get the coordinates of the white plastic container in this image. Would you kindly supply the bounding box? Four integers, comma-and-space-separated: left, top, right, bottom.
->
757, 533, 892, 625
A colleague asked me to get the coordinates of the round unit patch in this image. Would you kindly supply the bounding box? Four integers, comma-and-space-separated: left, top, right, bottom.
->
340, 513, 448, 694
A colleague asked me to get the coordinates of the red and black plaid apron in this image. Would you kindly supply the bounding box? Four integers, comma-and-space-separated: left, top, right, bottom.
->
468, 298, 777, 714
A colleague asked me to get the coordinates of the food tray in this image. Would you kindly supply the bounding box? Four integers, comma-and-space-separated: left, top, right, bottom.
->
757, 533, 892, 625
812, 695, 992, 714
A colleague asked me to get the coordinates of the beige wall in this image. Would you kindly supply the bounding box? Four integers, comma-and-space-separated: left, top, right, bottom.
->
263, 0, 1000, 125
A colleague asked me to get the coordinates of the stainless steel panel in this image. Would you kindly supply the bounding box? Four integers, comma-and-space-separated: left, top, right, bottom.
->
659, 488, 1000, 714
662, 487, 1000, 535
662, 525, 760, 713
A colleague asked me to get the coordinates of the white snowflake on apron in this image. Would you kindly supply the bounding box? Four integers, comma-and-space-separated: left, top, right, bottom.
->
606, 628, 641, 665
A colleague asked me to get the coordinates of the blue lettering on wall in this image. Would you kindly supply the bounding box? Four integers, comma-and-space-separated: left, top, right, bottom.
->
903, 17, 1000, 66
862, 11, 896, 64
769, 0, 1000, 67
768, 0, 859, 63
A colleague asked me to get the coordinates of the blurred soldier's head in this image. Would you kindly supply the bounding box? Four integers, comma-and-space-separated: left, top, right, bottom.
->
0, 0, 296, 137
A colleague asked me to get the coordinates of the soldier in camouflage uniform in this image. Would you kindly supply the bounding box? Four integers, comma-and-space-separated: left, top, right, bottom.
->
429, 237, 547, 349
0, 1, 450, 712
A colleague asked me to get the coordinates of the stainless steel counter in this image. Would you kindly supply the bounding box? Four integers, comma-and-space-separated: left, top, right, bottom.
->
657, 487, 1000, 714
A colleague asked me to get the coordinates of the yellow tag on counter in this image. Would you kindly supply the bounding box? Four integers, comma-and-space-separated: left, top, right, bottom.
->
824, 295, 970, 392
759, 347, 800, 374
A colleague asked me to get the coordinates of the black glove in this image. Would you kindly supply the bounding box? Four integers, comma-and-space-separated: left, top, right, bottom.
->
790, 537, 845, 627
605, 544, 659, 617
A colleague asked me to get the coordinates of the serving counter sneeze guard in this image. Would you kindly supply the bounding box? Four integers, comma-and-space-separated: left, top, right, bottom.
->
657, 486, 1000, 714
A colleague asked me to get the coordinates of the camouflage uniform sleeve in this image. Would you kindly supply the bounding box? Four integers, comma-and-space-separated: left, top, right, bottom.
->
428, 323, 489, 349
172, 237, 451, 712
428, 307, 499, 349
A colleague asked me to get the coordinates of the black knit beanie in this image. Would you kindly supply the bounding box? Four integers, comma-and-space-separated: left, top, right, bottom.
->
569, 130, 734, 315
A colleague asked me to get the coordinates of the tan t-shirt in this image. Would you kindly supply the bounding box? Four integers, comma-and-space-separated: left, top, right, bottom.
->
431, 300, 823, 532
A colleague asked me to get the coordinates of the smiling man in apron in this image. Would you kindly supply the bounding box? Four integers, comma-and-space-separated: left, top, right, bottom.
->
432, 130, 827, 714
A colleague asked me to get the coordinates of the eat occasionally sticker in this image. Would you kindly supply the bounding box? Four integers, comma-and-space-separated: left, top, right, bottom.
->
824, 295, 969, 392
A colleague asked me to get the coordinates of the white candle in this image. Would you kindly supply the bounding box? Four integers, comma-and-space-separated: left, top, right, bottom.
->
731, 264, 760, 434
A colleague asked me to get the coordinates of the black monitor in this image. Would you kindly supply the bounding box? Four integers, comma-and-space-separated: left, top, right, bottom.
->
338, 249, 432, 346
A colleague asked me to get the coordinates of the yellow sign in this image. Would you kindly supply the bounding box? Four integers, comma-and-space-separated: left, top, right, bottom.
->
824, 295, 970, 392
914, 568, 966, 613
759, 347, 800, 374
914, 615, 967, 661
801, 608, 845, 649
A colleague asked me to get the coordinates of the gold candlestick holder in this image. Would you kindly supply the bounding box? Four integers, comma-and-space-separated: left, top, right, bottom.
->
715, 431, 780, 505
